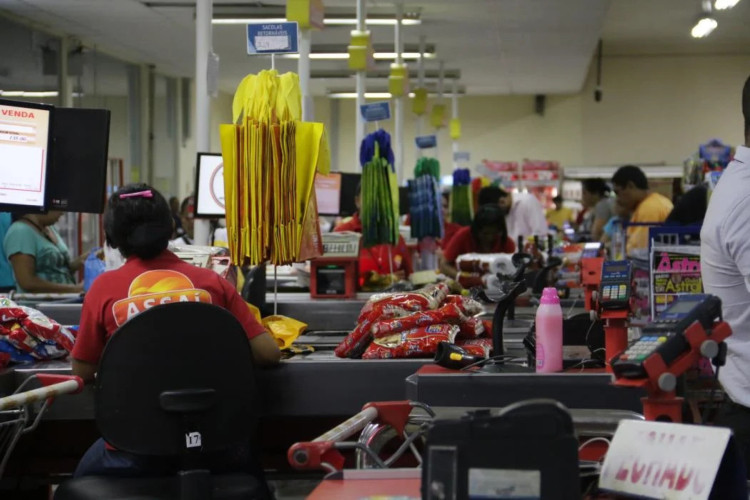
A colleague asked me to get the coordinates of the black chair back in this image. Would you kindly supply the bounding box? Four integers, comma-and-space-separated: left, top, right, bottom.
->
95, 302, 258, 458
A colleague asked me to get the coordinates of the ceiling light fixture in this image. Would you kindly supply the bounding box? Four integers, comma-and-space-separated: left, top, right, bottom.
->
281, 52, 435, 61
714, 0, 741, 9
213, 17, 420, 26
691, 16, 718, 37
0, 90, 84, 98
328, 91, 464, 99
692, 0, 718, 38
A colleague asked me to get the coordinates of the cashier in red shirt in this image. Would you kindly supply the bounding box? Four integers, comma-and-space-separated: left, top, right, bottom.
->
71, 183, 281, 384
334, 183, 413, 286
438, 204, 516, 278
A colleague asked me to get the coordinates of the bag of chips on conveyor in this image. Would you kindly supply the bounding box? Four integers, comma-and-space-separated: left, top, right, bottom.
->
357, 293, 432, 323
5, 323, 68, 360
457, 337, 494, 356
458, 317, 486, 339
444, 295, 484, 316
0, 339, 34, 364
20, 307, 76, 352
370, 303, 465, 339
335, 313, 379, 359
0, 306, 27, 324
362, 324, 459, 359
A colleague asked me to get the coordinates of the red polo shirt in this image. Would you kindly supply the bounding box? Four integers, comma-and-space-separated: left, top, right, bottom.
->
334, 213, 413, 281
72, 250, 265, 365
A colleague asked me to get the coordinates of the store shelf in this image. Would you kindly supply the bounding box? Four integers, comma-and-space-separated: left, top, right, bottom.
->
564, 165, 683, 180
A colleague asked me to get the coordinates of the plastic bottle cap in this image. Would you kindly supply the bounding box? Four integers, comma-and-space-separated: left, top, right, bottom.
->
540, 287, 560, 305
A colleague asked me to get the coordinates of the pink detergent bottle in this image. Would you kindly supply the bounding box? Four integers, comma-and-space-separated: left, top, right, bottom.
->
535, 287, 563, 373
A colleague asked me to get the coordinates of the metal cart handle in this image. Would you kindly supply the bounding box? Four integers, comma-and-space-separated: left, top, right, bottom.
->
0, 374, 84, 411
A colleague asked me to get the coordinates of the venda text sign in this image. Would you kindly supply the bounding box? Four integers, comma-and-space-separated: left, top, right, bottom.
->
247, 22, 299, 54
599, 420, 731, 499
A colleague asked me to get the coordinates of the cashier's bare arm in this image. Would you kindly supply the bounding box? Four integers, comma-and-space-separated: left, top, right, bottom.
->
72, 332, 280, 383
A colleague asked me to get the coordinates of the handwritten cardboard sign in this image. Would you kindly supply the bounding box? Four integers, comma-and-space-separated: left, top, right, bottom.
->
600, 420, 731, 499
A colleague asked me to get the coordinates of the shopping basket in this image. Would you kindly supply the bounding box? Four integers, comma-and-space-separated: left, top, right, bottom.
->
0, 374, 84, 478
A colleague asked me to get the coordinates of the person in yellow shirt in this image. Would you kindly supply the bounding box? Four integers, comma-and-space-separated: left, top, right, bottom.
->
611, 165, 673, 256
545, 195, 575, 230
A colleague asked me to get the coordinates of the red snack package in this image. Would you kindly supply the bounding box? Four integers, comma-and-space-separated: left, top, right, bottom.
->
358, 293, 432, 323
456, 272, 483, 289
18, 306, 76, 352
362, 342, 399, 359
334, 313, 378, 359
458, 317, 486, 339
0, 307, 28, 325
394, 324, 459, 358
6, 324, 42, 356
457, 337, 494, 355
458, 343, 489, 358
445, 295, 484, 316
371, 303, 465, 339
420, 283, 449, 309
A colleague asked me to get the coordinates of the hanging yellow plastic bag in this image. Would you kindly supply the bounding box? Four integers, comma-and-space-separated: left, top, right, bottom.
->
262, 315, 308, 348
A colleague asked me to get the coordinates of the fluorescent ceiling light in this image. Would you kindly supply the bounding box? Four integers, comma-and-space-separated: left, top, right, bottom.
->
328, 91, 463, 99
691, 16, 718, 38
714, 0, 740, 9
213, 17, 420, 26
0, 90, 83, 97
281, 52, 435, 61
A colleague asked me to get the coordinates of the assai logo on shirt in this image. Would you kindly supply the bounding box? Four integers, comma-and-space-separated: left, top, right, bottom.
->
112, 270, 211, 326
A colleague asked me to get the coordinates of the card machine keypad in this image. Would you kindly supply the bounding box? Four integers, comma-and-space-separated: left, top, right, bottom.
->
612, 294, 723, 379
599, 260, 632, 310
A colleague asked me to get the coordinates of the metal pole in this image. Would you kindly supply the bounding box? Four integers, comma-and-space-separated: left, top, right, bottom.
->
299, 27, 313, 121
355, 0, 366, 162
194, 0, 212, 245
436, 60, 444, 164
416, 35, 425, 159
58, 37, 73, 108
394, 1, 404, 184
452, 77, 459, 168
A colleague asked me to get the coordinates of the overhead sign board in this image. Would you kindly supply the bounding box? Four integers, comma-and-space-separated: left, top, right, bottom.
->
247, 22, 299, 54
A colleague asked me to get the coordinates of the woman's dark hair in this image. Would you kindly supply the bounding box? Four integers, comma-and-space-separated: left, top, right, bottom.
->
581, 178, 611, 197
471, 204, 508, 245
104, 183, 173, 259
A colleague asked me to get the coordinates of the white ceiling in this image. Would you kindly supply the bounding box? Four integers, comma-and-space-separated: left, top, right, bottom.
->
0, 0, 748, 96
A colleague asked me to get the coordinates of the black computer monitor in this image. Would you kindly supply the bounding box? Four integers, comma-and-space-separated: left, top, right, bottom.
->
194, 152, 225, 218
315, 172, 342, 216
398, 185, 410, 216
47, 107, 111, 213
0, 98, 54, 213
339, 172, 361, 217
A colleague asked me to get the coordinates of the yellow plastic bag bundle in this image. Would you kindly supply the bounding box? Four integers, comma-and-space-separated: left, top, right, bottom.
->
261, 314, 307, 349
220, 70, 330, 266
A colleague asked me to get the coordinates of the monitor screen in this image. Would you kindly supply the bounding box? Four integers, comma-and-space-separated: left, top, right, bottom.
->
339, 172, 361, 217
315, 172, 342, 216
0, 99, 54, 213
47, 107, 111, 213
194, 152, 225, 218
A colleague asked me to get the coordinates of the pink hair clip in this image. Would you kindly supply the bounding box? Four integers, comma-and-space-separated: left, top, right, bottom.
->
119, 190, 153, 199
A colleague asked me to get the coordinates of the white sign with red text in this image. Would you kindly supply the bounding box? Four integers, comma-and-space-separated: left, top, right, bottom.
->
599, 420, 730, 500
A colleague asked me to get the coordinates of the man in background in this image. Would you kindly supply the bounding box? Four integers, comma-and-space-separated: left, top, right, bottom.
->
611, 165, 672, 256
477, 185, 548, 243
701, 74, 750, 473
546, 195, 575, 230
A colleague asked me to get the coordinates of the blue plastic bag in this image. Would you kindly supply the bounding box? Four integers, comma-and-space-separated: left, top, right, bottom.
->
83, 248, 106, 292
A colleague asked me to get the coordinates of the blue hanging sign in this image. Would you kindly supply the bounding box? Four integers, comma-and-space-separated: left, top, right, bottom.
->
415, 135, 437, 149
360, 101, 391, 122
247, 22, 299, 54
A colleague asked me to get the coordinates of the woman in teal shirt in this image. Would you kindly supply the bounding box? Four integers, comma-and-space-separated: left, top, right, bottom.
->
3, 212, 84, 293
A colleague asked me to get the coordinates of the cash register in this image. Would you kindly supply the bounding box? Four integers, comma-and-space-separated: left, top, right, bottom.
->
309, 232, 361, 298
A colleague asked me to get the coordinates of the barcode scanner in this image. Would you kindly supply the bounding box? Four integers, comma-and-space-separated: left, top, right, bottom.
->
434, 342, 485, 370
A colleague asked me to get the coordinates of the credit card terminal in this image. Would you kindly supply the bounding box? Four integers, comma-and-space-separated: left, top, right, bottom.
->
599, 260, 632, 310
612, 294, 723, 379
